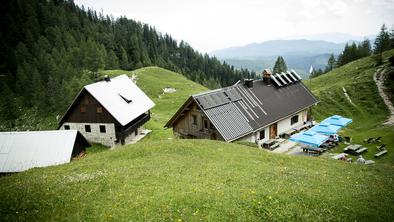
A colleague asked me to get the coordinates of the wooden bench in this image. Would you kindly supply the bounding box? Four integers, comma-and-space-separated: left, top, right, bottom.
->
375, 150, 388, 158
355, 147, 368, 154
270, 143, 280, 150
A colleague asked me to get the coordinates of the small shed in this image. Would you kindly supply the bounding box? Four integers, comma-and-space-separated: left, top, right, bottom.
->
0, 130, 90, 173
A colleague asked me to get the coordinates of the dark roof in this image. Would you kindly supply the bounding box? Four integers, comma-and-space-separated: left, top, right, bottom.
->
166, 76, 319, 142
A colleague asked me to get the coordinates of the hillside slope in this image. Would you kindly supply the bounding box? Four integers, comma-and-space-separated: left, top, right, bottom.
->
2, 59, 394, 220
101, 67, 207, 140
306, 49, 394, 164
1, 139, 393, 221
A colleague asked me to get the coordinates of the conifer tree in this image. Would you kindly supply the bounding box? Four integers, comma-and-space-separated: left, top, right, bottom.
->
325, 54, 336, 72
273, 56, 287, 73
374, 24, 391, 54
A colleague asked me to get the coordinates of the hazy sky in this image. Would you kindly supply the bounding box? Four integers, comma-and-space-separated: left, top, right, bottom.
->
74, 0, 394, 53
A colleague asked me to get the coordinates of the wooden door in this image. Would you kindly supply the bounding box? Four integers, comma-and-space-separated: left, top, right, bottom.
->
270, 123, 277, 139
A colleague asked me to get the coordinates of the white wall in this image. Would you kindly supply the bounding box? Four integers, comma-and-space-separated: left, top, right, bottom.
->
61, 122, 116, 147
256, 127, 269, 147
234, 109, 308, 147
277, 110, 308, 135
237, 126, 269, 147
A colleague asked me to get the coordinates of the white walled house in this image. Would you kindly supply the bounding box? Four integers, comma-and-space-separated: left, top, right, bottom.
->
58, 75, 155, 147
165, 69, 318, 147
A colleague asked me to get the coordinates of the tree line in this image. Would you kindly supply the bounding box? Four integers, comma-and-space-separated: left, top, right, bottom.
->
311, 24, 394, 78
0, 0, 256, 129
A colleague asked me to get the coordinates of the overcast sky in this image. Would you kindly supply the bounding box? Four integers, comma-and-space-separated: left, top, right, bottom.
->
74, 0, 394, 53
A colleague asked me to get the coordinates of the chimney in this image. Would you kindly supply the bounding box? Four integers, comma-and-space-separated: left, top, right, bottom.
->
262, 69, 272, 84
244, 79, 253, 88
104, 75, 110, 82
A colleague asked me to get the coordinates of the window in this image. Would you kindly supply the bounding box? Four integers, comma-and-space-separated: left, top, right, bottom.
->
259, 129, 265, 140
96, 106, 103, 113
204, 119, 209, 129
99, 125, 106, 133
85, 125, 91, 132
64, 125, 70, 130
291, 115, 299, 125
80, 106, 86, 113
135, 129, 138, 136
192, 115, 197, 125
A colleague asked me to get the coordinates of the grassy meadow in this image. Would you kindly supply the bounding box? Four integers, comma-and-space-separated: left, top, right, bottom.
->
1, 52, 394, 221
305, 49, 394, 165
102, 67, 207, 140
1, 139, 394, 221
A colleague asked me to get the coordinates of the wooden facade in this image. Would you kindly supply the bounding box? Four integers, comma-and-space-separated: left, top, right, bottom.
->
172, 101, 224, 141
62, 89, 116, 124
60, 89, 150, 145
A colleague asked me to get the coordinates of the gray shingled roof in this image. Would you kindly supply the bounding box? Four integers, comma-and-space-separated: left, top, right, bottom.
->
191, 78, 318, 141
165, 74, 319, 142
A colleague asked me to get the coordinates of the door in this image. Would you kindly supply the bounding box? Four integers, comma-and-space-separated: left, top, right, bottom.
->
270, 123, 277, 139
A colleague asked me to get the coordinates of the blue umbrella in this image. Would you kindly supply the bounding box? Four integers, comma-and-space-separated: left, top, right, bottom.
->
309, 123, 342, 135
321, 115, 352, 127
289, 130, 329, 147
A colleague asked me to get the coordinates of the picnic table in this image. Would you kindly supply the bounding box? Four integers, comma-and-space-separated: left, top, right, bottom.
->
280, 129, 297, 139
344, 144, 367, 155
293, 121, 313, 132
375, 150, 388, 158
262, 139, 277, 149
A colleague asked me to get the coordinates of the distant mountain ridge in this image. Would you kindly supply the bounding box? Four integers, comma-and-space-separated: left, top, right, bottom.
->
281, 32, 375, 43
210, 39, 346, 58
210, 33, 376, 75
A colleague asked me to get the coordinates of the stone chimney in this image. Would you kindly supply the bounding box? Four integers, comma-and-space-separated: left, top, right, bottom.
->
244, 79, 253, 88
262, 69, 272, 84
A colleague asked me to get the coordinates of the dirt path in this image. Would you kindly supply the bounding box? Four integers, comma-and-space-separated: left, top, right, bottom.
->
373, 67, 394, 125
342, 87, 356, 106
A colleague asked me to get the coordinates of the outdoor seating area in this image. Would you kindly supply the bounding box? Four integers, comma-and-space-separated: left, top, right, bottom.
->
261, 138, 285, 150
344, 144, 368, 155
364, 137, 382, 144
375, 144, 388, 158
279, 121, 314, 139
289, 115, 352, 156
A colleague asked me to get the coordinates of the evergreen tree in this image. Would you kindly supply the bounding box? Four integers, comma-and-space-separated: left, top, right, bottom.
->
374, 24, 391, 54
106, 49, 119, 69
0, 0, 257, 129
325, 54, 336, 72
390, 27, 394, 49
358, 39, 372, 58
273, 56, 287, 73
0, 81, 19, 124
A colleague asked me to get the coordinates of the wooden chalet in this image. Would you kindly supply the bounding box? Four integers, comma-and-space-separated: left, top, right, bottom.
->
59, 75, 155, 147
165, 69, 319, 146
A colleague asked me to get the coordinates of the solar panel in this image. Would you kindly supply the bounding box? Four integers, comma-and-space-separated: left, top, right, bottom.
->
280, 72, 293, 84
195, 91, 231, 110
275, 74, 287, 85
286, 71, 298, 82
271, 75, 282, 87
225, 89, 242, 101
290, 70, 302, 80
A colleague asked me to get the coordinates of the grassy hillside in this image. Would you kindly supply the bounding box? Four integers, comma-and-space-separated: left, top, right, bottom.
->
101, 67, 207, 140
2, 59, 394, 221
305, 49, 394, 165
1, 139, 394, 221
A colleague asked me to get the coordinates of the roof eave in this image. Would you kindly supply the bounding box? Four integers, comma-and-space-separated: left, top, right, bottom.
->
164, 96, 194, 128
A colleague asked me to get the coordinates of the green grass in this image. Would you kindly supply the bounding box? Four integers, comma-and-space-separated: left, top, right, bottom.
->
101, 67, 207, 140
1, 139, 394, 221
2, 55, 394, 221
306, 49, 394, 165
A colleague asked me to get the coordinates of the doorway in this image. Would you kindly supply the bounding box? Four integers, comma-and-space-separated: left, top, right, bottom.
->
270, 123, 277, 139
